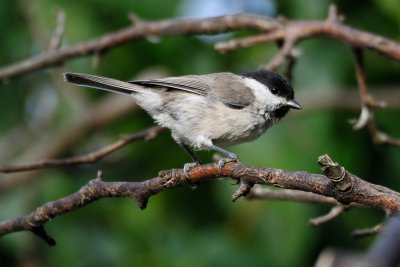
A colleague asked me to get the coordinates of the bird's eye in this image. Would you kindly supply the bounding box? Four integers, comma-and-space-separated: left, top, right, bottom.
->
271, 88, 278, 94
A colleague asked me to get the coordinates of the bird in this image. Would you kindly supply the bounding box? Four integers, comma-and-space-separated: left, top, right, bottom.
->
63, 70, 301, 178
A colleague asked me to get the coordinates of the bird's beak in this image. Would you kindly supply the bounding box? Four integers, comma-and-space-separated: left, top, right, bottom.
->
286, 99, 302, 109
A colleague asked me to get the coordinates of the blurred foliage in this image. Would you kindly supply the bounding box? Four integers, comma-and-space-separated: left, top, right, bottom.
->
0, 0, 399, 266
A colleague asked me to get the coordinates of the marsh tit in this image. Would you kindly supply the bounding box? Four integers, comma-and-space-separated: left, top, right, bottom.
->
64, 70, 301, 174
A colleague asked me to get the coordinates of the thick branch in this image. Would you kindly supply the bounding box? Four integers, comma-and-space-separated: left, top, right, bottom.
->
0, 14, 280, 81
1, 154, 399, 245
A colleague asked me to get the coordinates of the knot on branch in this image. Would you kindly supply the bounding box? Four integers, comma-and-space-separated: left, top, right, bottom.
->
127, 12, 144, 26
232, 180, 254, 202
318, 154, 353, 194
364, 94, 387, 109
326, 4, 345, 24
31, 226, 56, 246
158, 169, 182, 188
32, 206, 51, 225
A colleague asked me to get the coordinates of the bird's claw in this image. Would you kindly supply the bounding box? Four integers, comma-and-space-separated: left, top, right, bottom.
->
183, 162, 200, 189
217, 156, 239, 176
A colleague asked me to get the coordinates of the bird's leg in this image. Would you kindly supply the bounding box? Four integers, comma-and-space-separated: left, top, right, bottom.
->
180, 144, 201, 189
211, 145, 239, 175
181, 144, 201, 163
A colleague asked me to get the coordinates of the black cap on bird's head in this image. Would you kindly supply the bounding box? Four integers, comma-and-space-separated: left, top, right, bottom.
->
242, 70, 302, 110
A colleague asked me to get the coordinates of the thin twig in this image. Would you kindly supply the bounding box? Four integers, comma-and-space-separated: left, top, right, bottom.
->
309, 205, 350, 226
48, 9, 66, 51
262, 37, 296, 71
352, 47, 400, 146
0, 126, 164, 173
247, 186, 363, 226
367, 118, 400, 147
246, 186, 339, 204
352, 224, 382, 238
0, 94, 137, 191
214, 31, 284, 53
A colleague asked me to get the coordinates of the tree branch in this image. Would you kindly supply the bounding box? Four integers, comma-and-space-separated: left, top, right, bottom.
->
1, 154, 399, 245
0, 14, 280, 81
352, 47, 400, 146
0, 126, 164, 173
0, 93, 137, 191
246, 186, 339, 204
1, 5, 400, 81
352, 224, 382, 238
309, 205, 350, 226
48, 9, 66, 51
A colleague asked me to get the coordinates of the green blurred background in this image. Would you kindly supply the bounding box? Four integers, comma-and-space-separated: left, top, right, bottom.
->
0, 0, 399, 266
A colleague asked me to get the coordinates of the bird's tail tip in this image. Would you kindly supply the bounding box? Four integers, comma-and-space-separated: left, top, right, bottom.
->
63, 72, 77, 82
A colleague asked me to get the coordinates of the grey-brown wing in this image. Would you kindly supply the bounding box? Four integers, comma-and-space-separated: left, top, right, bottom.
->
130, 72, 255, 108
129, 75, 210, 96
208, 72, 255, 108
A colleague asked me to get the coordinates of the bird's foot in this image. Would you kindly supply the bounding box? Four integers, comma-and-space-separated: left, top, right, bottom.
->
217, 155, 239, 176
183, 162, 200, 189
210, 145, 239, 175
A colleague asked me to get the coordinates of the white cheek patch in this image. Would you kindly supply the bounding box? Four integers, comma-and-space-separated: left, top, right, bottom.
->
243, 77, 286, 111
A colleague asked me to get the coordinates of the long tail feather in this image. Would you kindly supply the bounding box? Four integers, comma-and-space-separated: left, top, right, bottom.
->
63, 72, 140, 95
